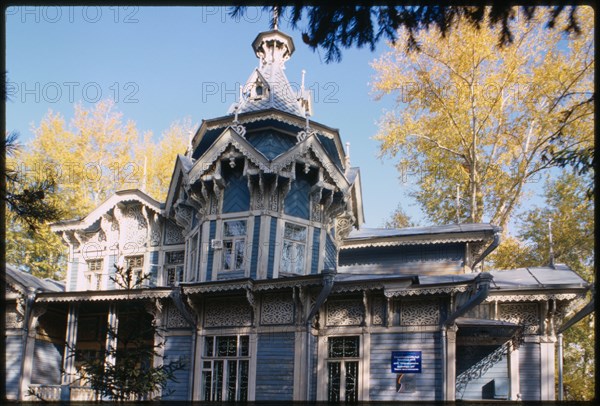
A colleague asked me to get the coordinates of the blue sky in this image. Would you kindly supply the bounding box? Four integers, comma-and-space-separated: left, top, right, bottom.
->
5, 6, 546, 230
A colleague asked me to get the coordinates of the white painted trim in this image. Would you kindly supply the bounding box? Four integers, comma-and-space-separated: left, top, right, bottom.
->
258, 215, 271, 279
306, 226, 315, 275
199, 221, 210, 282
273, 218, 284, 278
245, 216, 255, 278
539, 341, 556, 400
212, 220, 223, 281
317, 226, 327, 273
508, 345, 520, 400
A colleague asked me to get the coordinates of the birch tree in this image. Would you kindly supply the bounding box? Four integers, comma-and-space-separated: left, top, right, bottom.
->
372, 6, 593, 228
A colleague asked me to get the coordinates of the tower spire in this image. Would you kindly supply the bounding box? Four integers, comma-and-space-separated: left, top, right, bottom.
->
272, 6, 279, 30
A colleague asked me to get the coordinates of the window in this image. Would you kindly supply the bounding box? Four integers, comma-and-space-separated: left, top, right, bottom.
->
281, 222, 307, 274
223, 220, 246, 272
201, 335, 250, 401
165, 251, 184, 286
327, 336, 360, 402
85, 259, 104, 290
125, 255, 145, 288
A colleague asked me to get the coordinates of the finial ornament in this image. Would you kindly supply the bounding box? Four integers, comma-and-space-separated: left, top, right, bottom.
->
272, 6, 279, 30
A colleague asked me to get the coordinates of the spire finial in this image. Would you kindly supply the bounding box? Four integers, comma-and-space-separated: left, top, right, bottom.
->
272, 6, 279, 30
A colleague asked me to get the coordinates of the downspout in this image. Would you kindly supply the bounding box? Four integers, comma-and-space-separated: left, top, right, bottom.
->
305, 268, 336, 400
471, 230, 501, 270
445, 273, 493, 327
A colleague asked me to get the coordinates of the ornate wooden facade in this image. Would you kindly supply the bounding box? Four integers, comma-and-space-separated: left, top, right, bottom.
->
3, 27, 591, 402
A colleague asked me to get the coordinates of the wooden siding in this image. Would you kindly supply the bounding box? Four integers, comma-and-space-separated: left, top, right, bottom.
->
69, 260, 79, 291
206, 221, 216, 281
284, 178, 311, 220
457, 345, 508, 400
222, 173, 250, 213
217, 270, 245, 280
149, 251, 159, 287
267, 218, 277, 279
5, 335, 23, 399
31, 340, 63, 385
106, 254, 117, 289
161, 335, 192, 400
255, 332, 295, 401
519, 342, 541, 400
311, 228, 321, 274
250, 216, 261, 279
324, 234, 336, 270
339, 243, 464, 275
246, 130, 295, 159
369, 332, 442, 401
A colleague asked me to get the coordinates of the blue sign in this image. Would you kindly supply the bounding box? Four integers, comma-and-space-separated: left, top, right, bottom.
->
391, 351, 422, 373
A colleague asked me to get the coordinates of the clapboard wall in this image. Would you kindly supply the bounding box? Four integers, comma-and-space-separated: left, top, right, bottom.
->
30, 340, 63, 385
4, 335, 23, 400
161, 334, 192, 400
519, 342, 541, 400
255, 331, 295, 401
369, 332, 442, 401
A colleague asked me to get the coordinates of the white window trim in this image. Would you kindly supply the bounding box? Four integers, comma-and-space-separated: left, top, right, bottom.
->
279, 220, 309, 276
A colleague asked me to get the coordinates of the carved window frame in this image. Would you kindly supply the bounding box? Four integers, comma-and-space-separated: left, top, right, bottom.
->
84, 259, 104, 291
280, 221, 308, 275
165, 250, 185, 287
222, 220, 247, 272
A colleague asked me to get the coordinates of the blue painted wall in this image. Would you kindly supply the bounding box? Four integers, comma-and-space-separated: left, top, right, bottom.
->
69, 260, 79, 291
311, 228, 321, 274
369, 332, 441, 401
247, 130, 296, 159
267, 218, 277, 279
255, 332, 295, 401
31, 340, 63, 385
222, 173, 250, 213
149, 251, 159, 287
284, 178, 310, 220
339, 243, 465, 274
519, 343, 541, 400
5, 335, 23, 399
250, 216, 261, 279
162, 334, 192, 401
324, 234, 337, 270
206, 221, 216, 281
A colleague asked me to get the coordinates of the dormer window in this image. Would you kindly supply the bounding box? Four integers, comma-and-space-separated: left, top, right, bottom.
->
281, 222, 307, 275
252, 77, 268, 100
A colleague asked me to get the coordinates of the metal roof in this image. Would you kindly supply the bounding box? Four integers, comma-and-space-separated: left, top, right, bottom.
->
346, 223, 500, 240
489, 264, 589, 290
5, 264, 65, 294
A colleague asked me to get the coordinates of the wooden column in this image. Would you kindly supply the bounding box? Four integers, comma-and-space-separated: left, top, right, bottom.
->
60, 303, 79, 401
445, 325, 457, 401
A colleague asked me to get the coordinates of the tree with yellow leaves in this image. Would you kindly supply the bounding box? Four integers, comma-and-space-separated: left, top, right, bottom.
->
372, 6, 593, 229
6, 100, 192, 278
